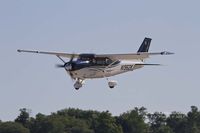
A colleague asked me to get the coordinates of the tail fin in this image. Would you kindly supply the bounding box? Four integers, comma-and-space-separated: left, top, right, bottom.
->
137, 37, 152, 52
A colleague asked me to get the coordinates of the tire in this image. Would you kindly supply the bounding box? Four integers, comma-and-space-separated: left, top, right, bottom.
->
109, 86, 114, 89
75, 88, 79, 90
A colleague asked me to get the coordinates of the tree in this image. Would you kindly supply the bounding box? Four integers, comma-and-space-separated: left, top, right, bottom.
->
148, 112, 173, 133
0, 122, 30, 133
186, 106, 200, 133
94, 111, 122, 133
15, 108, 30, 127
166, 112, 187, 133
30, 112, 94, 133
65, 118, 94, 133
29, 113, 66, 133
2, 106, 200, 133
117, 107, 148, 133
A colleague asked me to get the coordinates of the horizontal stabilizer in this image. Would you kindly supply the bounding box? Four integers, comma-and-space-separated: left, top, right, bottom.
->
135, 63, 161, 66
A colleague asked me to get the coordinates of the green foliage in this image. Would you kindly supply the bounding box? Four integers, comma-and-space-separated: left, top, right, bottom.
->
29, 113, 65, 133
148, 112, 169, 133
94, 111, 123, 133
0, 122, 30, 133
186, 106, 200, 133
1, 106, 200, 133
117, 107, 148, 133
166, 112, 187, 133
30, 109, 95, 133
15, 108, 30, 128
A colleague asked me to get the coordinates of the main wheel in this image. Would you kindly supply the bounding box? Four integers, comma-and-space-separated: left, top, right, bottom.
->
75, 88, 79, 90
108, 80, 117, 89
109, 86, 114, 89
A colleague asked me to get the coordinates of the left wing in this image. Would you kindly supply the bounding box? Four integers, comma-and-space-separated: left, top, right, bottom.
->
17, 49, 79, 58
95, 51, 174, 60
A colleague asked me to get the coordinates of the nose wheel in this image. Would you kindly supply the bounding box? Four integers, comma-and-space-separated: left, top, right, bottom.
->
74, 79, 84, 90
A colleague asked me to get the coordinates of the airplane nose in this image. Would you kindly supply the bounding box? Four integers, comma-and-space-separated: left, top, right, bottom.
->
65, 63, 72, 71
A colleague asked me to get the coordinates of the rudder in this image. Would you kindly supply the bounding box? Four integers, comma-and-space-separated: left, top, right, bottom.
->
137, 38, 152, 52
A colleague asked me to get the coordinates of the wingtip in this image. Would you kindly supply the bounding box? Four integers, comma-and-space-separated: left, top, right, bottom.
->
17, 49, 21, 52
161, 51, 175, 55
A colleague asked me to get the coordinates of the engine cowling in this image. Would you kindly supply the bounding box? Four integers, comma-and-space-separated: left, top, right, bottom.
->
108, 80, 117, 89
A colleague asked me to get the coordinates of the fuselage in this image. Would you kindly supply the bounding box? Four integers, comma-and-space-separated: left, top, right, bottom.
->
67, 59, 144, 79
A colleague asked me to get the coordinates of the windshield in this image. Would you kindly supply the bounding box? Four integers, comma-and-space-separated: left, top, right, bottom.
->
76, 59, 90, 64
76, 56, 114, 66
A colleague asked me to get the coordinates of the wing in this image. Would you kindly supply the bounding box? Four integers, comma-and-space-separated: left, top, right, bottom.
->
17, 49, 79, 58
17, 49, 174, 60
95, 51, 174, 60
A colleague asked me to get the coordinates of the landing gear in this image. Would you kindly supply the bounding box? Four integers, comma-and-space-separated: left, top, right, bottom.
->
109, 85, 114, 89
75, 87, 80, 90
74, 79, 84, 90
107, 78, 117, 89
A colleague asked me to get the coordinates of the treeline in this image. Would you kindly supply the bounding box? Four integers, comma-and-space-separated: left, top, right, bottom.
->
0, 106, 200, 133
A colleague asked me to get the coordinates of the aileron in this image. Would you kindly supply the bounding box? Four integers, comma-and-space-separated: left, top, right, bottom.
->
17, 49, 79, 58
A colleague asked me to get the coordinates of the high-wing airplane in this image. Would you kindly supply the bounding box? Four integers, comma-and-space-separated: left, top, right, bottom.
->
18, 37, 174, 90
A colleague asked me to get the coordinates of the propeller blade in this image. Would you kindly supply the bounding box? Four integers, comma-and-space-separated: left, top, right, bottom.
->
135, 63, 162, 66
56, 53, 75, 68
56, 64, 65, 68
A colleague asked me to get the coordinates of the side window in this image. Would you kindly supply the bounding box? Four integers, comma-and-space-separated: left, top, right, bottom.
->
105, 58, 112, 65
96, 59, 104, 65
94, 58, 113, 65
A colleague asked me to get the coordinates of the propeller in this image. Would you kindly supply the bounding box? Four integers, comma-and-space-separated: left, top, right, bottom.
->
56, 64, 65, 68
56, 54, 75, 80
56, 54, 75, 70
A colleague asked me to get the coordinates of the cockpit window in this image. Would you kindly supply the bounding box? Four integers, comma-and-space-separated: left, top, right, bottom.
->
77, 60, 90, 64
77, 54, 95, 63
77, 55, 115, 66
94, 57, 113, 66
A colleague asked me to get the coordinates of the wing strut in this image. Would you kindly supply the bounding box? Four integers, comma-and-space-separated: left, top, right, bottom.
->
56, 55, 66, 63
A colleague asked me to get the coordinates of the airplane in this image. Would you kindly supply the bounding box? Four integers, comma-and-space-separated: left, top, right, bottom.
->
17, 37, 174, 90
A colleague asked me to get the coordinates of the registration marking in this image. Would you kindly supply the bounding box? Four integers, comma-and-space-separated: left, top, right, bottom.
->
121, 65, 135, 71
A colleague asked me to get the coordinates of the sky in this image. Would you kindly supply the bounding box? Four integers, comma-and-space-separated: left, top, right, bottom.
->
0, 0, 200, 121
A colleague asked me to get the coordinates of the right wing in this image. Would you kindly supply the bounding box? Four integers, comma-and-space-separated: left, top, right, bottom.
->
17, 49, 79, 58
95, 51, 174, 60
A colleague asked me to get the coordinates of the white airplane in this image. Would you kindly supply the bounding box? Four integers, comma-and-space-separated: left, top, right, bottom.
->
18, 37, 173, 90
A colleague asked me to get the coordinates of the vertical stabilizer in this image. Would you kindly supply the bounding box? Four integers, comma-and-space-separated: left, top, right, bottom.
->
137, 38, 152, 52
